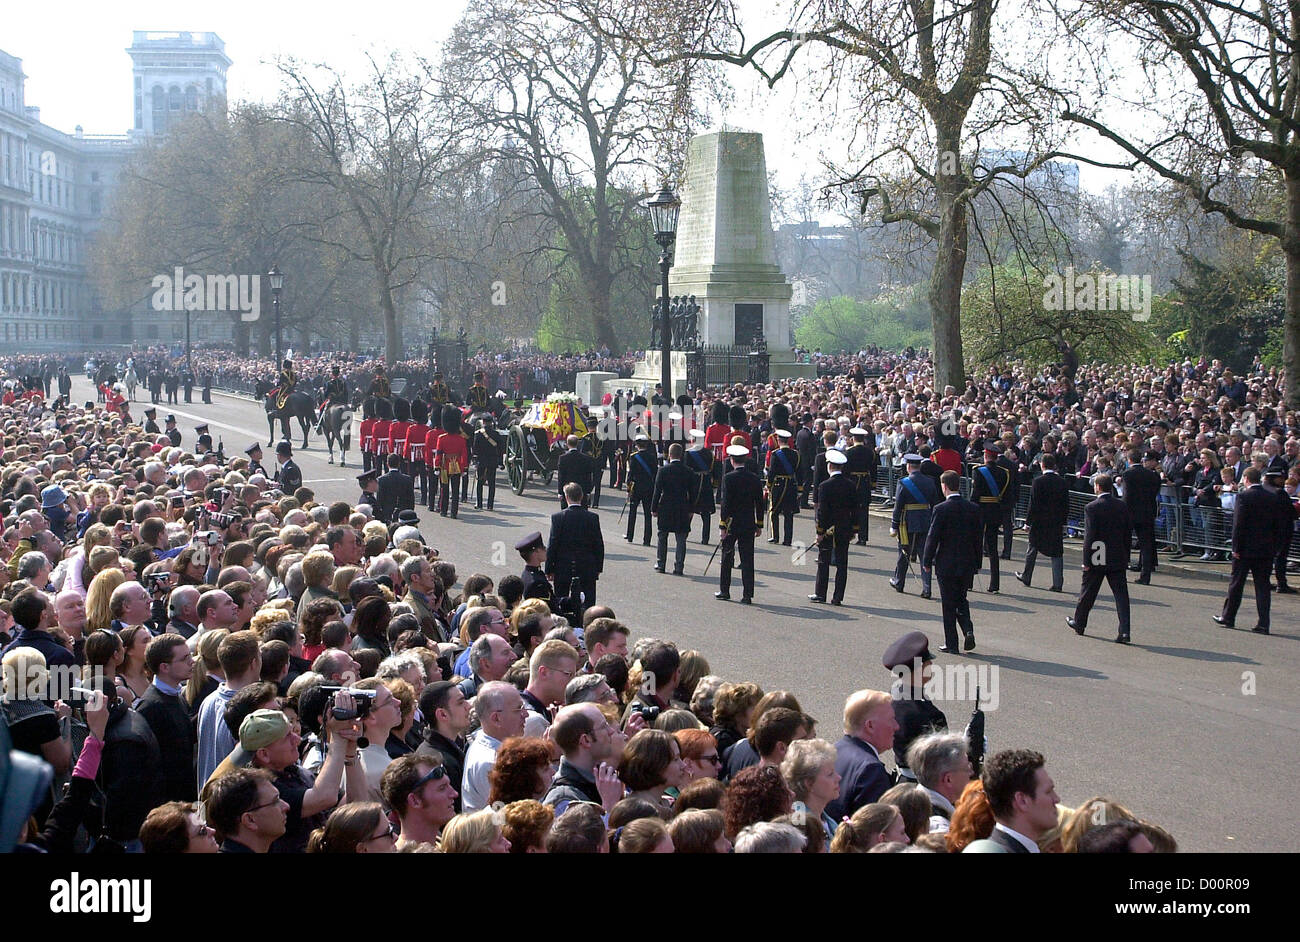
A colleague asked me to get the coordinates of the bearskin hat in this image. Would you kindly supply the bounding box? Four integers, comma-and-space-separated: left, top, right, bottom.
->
441, 404, 463, 434
711, 400, 730, 425
410, 399, 429, 425
374, 396, 394, 420
729, 404, 748, 429
361, 397, 375, 420
392, 397, 411, 423
770, 402, 790, 431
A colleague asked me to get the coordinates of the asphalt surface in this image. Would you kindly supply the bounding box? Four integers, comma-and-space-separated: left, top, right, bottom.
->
89, 378, 1300, 852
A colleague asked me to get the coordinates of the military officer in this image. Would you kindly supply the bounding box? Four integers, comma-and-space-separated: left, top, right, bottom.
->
164, 414, 181, 448
367, 364, 391, 401
466, 370, 490, 414
845, 426, 877, 544
715, 444, 765, 604
765, 428, 800, 546
143, 407, 160, 435
357, 468, 380, 509
810, 449, 855, 605
195, 424, 213, 455
517, 531, 554, 604
427, 372, 452, 431
883, 631, 948, 783
971, 443, 1012, 593
245, 443, 267, 479
625, 433, 659, 546
317, 365, 349, 431
890, 454, 940, 597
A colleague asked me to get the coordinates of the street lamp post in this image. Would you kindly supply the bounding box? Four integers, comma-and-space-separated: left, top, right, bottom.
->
267, 265, 284, 367
645, 186, 681, 401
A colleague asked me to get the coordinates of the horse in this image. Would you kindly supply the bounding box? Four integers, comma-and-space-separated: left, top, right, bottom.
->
123, 366, 138, 402
255, 379, 315, 449
321, 404, 353, 466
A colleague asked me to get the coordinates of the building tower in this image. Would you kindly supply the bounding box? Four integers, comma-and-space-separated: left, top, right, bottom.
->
126, 31, 230, 139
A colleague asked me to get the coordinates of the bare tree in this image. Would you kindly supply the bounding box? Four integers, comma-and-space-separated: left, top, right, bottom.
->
444, 0, 717, 352
273, 53, 471, 364
1057, 0, 1298, 406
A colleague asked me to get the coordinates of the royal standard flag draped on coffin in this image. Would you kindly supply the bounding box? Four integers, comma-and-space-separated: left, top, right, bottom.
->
523, 397, 588, 446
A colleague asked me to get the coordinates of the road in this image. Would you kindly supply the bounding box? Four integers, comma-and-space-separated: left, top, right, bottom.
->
88, 378, 1299, 851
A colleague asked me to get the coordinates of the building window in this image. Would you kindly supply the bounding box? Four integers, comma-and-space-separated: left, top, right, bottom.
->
169, 85, 182, 111
92, 324, 103, 339
186, 86, 198, 112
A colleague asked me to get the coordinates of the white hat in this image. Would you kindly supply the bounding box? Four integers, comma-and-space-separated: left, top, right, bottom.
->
668, 412, 683, 421
775, 429, 792, 439
689, 429, 705, 439
393, 525, 422, 545
826, 450, 848, 466
850, 426, 869, 436
634, 433, 650, 443
726, 444, 750, 457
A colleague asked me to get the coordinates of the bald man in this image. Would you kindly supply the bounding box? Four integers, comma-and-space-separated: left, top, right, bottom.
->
53, 590, 88, 664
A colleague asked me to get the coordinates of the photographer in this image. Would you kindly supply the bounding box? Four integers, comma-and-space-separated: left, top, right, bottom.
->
622, 641, 680, 728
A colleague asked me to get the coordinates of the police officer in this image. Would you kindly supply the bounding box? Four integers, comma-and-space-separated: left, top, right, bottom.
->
195, 425, 213, 455
275, 440, 303, 493
472, 413, 505, 510
971, 443, 1011, 593
810, 449, 855, 605
625, 433, 659, 546
716, 444, 764, 604
845, 426, 877, 544
765, 428, 800, 546
357, 468, 380, 509
143, 407, 160, 435
517, 531, 554, 603
245, 443, 267, 478
181, 365, 194, 403
685, 429, 716, 544
1265, 467, 1297, 594
882, 631, 948, 782
890, 454, 939, 597
164, 415, 181, 448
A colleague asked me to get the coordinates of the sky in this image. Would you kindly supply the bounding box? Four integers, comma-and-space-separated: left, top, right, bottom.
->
5, 0, 1129, 224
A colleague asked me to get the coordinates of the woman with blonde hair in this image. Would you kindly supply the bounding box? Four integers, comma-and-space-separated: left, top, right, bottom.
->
2, 646, 71, 775
676, 650, 711, 703
830, 802, 909, 852
709, 681, 764, 756
185, 628, 229, 714
439, 809, 511, 853
1060, 797, 1138, 853
306, 802, 395, 854
57, 522, 112, 597
85, 568, 128, 632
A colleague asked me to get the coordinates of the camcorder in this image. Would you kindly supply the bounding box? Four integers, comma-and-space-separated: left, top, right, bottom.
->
194, 531, 221, 546
208, 511, 236, 529
552, 573, 585, 624
146, 571, 171, 589
628, 699, 661, 725
321, 686, 376, 721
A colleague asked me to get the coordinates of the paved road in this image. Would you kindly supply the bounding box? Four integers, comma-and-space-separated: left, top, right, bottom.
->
92, 379, 1299, 851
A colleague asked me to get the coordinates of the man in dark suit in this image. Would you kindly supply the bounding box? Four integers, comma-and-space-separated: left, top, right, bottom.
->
826, 689, 899, 821
923, 471, 983, 653
716, 444, 765, 604
795, 414, 818, 509
810, 450, 856, 605
556, 434, 597, 510
1067, 474, 1133, 644
625, 435, 659, 546
547, 483, 604, 607
1018, 452, 1070, 592
1121, 449, 1163, 584
274, 440, 303, 494
1265, 467, 1298, 594
962, 749, 1060, 854
890, 454, 940, 597
651, 443, 696, 575
971, 444, 1011, 593
1214, 467, 1279, 633
375, 453, 414, 525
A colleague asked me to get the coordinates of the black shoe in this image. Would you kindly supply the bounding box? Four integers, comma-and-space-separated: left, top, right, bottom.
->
1128, 565, 1141, 572
701, 539, 710, 546
476, 503, 483, 510
1213, 615, 1234, 628
714, 592, 731, 601
653, 566, 665, 573
625, 536, 633, 543
963, 632, 976, 651
1114, 634, 1131, 645
672, 569, 684, 576
1277, 586, 1298, 594
855, 540, 867, 546
1135, 577, 1150, 585
782, 540, 792, 547
739, 597, 752, 605
808, 595, 826, 603
938, 645, 957, 654
1252, 625, 1270, 634
1048, 586, 1063, 593
831, 599, 843, 606
889, 579, 904, 593
919, 589, 931, 600
643, 540, 651, 547
1015, 572, 1031, 587
987, 587, 999, 594
1066, 616, 1084, 635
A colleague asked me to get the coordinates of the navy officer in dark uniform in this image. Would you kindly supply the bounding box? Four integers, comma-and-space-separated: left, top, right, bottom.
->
890, 454, 939, 597
517, 531, 554, 604
245, 443, 268, 478
971, 443, 1011, 593
165, 414, 181, 448
810, 449, 855, 605
883, 631, 948, 783
715, 444, 765, 604
275, 440, 303, 493
357, 468, 380, 509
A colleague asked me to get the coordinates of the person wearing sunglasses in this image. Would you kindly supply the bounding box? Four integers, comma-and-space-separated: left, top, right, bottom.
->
306, 802, 395, 854
381, 755, 458, 849
139, 801, 220, 854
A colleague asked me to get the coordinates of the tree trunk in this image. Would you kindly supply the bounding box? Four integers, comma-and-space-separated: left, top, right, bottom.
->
1286, 174, 1300, 412
376, 267, 402, 365
929, 130, 969, 393
584, 268, 619, 353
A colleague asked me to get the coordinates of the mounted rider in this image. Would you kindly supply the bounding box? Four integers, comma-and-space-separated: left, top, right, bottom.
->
368, 363, 391, 401
316, 364, 349, 431
272, 357, 297, 410
466, 370, 490, 414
